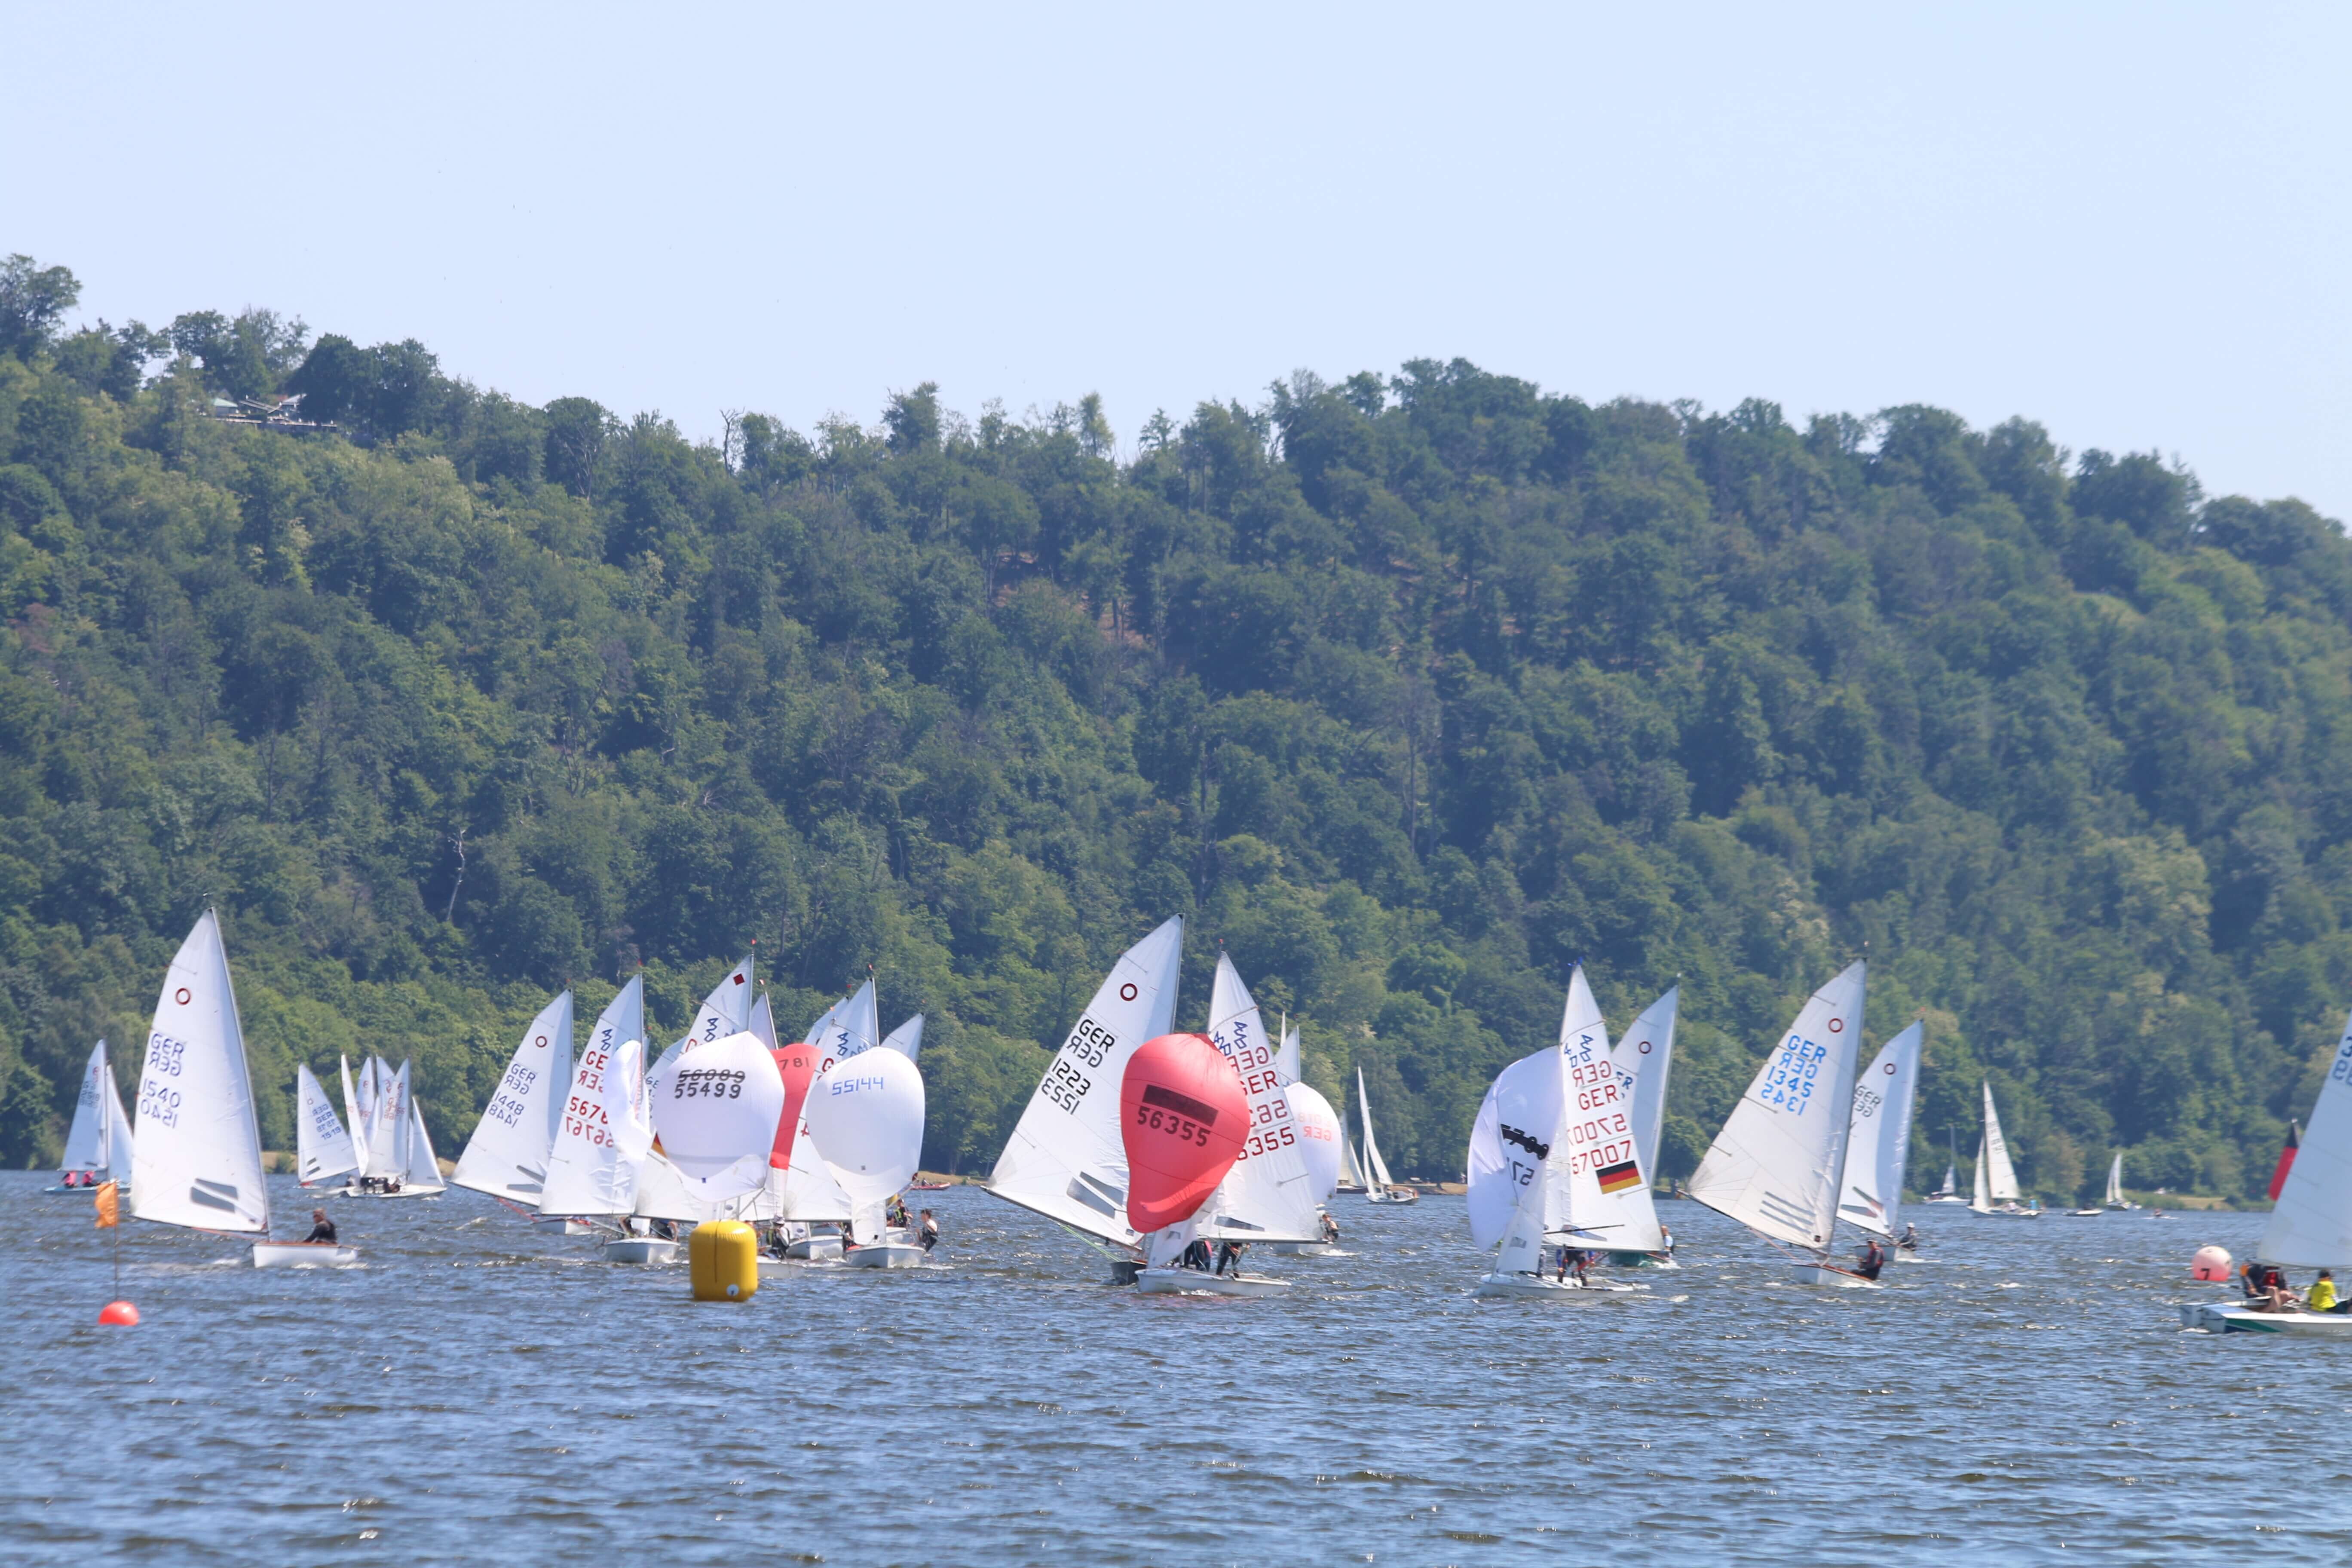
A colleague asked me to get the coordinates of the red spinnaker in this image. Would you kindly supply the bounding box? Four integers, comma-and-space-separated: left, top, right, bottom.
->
770, 1042, 822, 1169
2268, 1118, 2302, 1202
1119, 1032, 1247, 1231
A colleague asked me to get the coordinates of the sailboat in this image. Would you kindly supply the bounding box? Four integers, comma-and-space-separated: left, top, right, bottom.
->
602, 959, 758, 1262
132, 911, 356, 1267
1969, 1081, 2037, 1216
2181, 1007, 2352, 1334
1924, 1127, 1967, 1204
1336, 1132, 1369, 1194
339, 1056, 446, 1197
1135, 955, 1324, 1295
1687, 961, 1878, 1286
1838, 1020, 1923, 1258
536, 976, 651, 1234
295, 1063, 359, 1190
1467, 967, 1654, 1295
1356, 1067, 1416, 1203
1610, 986, 1679, 1182
1271, 1023, 1346, 1255
986, 916, 1185, 1278
48, 1039, 133, 1192
451, 991, 575, 1208
807, 1025, 928, 1268
2104, 1152, 2138, 1210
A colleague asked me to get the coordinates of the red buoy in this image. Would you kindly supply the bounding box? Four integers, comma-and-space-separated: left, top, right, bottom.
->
98, 1300, 139, 1326
1120, 1033, 1247, 1231
769, 1042, 822, 1169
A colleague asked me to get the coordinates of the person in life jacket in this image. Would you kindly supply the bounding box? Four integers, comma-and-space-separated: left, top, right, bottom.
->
2306, 1270, 2346, 1314
1854, 1235, 1886, 1280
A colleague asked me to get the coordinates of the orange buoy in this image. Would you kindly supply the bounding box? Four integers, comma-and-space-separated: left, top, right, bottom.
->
98, 1300, 140, 1326
1120, 1033, 1247, 1231
2191, 1244, 2233, 1281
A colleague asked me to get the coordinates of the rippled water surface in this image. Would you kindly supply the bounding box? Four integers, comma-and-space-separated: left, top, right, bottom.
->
3, 1175, 2345, 1564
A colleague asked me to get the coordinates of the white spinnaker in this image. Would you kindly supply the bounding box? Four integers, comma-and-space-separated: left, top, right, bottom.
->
648, 952, 759, 1086
804, 978, 881, 1068
2262, 1005, 2352, 1266
404, 1091, 447, 1192
1972, 1139, 1992, 1210
1194, 955, 1323, 1243
879, 1013, 925, 1061
296, 1063, 358, 1185
2105, 1153, 2124, 1207
453, 990, 575, 1202
1687, 961, 1867, 1252
1838, 1020, 1923, 1238
60, 1040, 121, 1176
537, 977, 646, 1217
1553, 967, 1663, 1251
341, 1056, 368, 1179
130, 910, 268, 1234
1357, 1067, 1398, 1189
1484, 1051, 1577, 1280
650, 1030, 786, 1202
1287, 1081, 1343, 1200
988, 915, 1184, 1246
1981, 1081, 2021, 1201
1467, 1048, 1565, 1250
1611, 986, 1680, 1178
366, 1062, 412, 1179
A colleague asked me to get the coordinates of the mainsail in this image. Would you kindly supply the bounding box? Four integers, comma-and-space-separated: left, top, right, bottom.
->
403, 1090, 447, 1194
2260, 1005, 2352, 1267
130, 910, 269, 1234
1191, 955, 1323, 1243
1838, 1020, 1923, 1237
1687, 961, 1867, 1251
2104, 1152, 2125, 1207
1357, 1067, 1399, 1191
296, 1063, 358, 1187
1550, 967, 1664, 1252
537, 976, 647, 1217
453, 990, 576, 1202
988, 916, 1183, 1247
804, 977, 879, 1068
60, 1039, 134, 1182
1611, 986, 1680, 1181
1981, 1081, 2021, 1202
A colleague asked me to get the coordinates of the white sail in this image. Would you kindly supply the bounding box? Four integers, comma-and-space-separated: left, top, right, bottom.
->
1553, 966, 1664, 1251
988, 916, 1183, 1246
1611, 986, 1679, 1179
1971, 1135, 1992, 1211
2105, 1152, 2124, 1207
1193, 955, 1323, 1243
1839, 1021, 1923, 1237
340, 1055, 368, 1179
1286, 1081, 1344, 1200
879, 1012, 925, 1062
1277, 1023, 1301, 1084
1488, 1120, 1559, 1283
1343, 1133, 1366, 1188
61, 1040, 132, 1178
779, 1117, 855, 1221
1466, 1047, 1563, 1250
1981, 1081, 2021, 1201
295, 1063, 358, 1186
453, 990, 575, 1202
1687, 961, 1867, 1252
1357, 1067, 1398, 1189
1939, 1162, 1957, 1197
2261, 1006, 2352, 1267
747, 989, 779, 1050
365, 1061, 412, 1179
634, 1149, 736, 1223
130, 910, 268, 1234
537, 976, 646, 1217
803, 978, 880, 1068
404, 1091, 447, 1193
648, 952, 759, 1086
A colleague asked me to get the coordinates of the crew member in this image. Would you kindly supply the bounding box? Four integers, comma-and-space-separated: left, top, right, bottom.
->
1320, 1212, 1341, 1246
303, 1209, 337, 1244
2307, 1270, 2341, 1313
1898, 1222, 1921, 1253
1215, 1240, 1245, 1277
919, 1209, 940, 1253
1855, 1235, 1886, 1280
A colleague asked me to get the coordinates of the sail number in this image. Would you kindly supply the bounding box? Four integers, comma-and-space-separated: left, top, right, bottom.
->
138, 1083, 182, 1128
1134, 1103, 1212, 1147
2332, 1032, 2352, 1085
672, 1067, 746, 1100
1044, 1059, 1092, 1114
485, 1091, 530, 1129
147, 1035, 187, 1077
1067, 1017, 1118, 1069
1761, 1033, 1825, 1115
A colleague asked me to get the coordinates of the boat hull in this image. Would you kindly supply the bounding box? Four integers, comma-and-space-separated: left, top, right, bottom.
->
1472, 1272, 1635, 1298
1793, 1263, 1886, 1289
844, 1243, 926, 1269
603, 1238, 679, 1265
536, 1216, 596, 1236
338, 1185, 445, 1200
1134, 1268, 1290, 1297
782, 1234, 844, 1260
2179, 1303, 2352, 1335
253, 1242, 359, 1268
1363, 1188, 1420, 1205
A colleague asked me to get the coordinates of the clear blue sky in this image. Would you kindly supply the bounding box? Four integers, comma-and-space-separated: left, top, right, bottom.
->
8, 4, 2348, 518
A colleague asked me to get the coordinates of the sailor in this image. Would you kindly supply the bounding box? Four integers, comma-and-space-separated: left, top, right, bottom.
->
1182, 1238, 1213, 1271
2307, 1270, 2342, 1313
886, 1194, 910, 1230
1855, 1235, 1886, 1280
1214, 1240, 1244, 1277
1320, 1212, 1341, 1245
1898, 1222, 1921, 1253
303, 1209, 337, 1244
919, 1209, 940, 1253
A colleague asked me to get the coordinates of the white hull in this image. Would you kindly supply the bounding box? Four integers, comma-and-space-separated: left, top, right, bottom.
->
603, 1238, 678, 1265
1891, 1248, 1925, 1263
46, 1181, 128, 1195
844, 1243, 926, 1269
536, 1216, 596, 1236
1134, 1267, 1290, 1298
1265, 1240, 1335, 1256
253, 1242, 359, 1268
339, 1184, 444, 1200
2067, 1208, 2105, 1217
1363, 1188, 1420, 1205
1472, 1271, 1636, 1298
1967, 1206, 2040, 1219
783, 1234, 844, 1260
1793, 1263, 1886, 1288
2180, 1302, 2352, 1335
1922, 1195, 1969, 1205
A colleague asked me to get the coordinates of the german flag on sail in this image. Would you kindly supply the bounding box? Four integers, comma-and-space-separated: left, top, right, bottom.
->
1595, 1158, 1643, 1195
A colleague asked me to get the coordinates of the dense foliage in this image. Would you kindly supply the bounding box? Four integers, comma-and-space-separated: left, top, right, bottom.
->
0, 251, 2344, 1201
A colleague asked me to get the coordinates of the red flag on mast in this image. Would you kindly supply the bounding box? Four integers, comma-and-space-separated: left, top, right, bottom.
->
2268, 1118, 2302, 1202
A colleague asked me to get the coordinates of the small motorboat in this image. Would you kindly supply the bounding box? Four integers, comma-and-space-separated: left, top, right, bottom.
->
1134, 1267, 1290, 1297
253, 1240, 361, 1268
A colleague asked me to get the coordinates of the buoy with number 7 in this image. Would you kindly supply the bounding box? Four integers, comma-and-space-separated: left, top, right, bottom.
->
1120, 1033, 1247, 1233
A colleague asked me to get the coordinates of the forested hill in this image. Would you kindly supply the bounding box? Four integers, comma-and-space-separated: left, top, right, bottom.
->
1, 253, 2346, 1200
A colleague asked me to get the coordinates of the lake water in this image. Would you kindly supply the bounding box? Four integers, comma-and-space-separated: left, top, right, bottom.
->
1, 1175, 2342, 1565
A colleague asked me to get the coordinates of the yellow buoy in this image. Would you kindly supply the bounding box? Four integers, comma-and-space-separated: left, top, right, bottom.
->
689, 1219, 760, 1302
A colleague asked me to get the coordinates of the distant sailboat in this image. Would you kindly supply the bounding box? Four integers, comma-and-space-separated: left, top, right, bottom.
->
1687, 962, 1878, 1286
1839, 1020, 1923, 1247
1357, 1067, 1416, 1203
49, 1039, 133, 1192
1969, 1081, 2036, 1216
132, 912, 355, 1267
1337, 1133, 1369, 1194
295, 1063, 359, 1190
1924, 1126, 1967, 1204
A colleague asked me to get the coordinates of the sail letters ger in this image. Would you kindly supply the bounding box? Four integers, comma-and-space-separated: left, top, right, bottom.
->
94, 1180, 119, 1228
